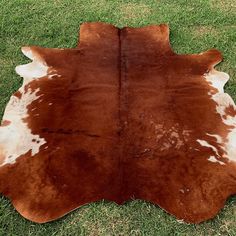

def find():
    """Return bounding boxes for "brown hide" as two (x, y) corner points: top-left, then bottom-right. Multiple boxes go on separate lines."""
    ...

(0, 22), (236, 223)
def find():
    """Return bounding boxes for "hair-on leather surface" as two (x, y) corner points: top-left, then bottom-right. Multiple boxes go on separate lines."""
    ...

(0, 22), (235, 223)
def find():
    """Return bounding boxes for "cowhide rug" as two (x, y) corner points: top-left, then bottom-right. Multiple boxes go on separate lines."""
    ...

(0, 22), (235, 223)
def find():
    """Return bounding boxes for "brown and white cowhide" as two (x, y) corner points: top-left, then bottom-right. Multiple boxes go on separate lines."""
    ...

(0, 22), (236, 223)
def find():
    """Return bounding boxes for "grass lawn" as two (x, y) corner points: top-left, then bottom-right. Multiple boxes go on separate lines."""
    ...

(0, 0), (236, 235)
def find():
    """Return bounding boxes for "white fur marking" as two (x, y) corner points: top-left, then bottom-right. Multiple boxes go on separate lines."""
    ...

(197, 139), (220, 156)
(204, 69), (236, 162)
(208, 156), (225, 165)
(0, 47), (48, 166)
(206, 133), (222, 143)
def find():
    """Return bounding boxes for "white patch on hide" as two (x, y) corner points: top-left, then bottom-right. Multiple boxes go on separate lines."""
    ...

(196, 139), (220, 156)
(15, 47), (49, 86)
(0, 47), (48, 166)
(204, 70), (229, 93)
(204, 69), (236, 162)
(48, 74), (61, 79)
(206, 133), (222, 143)
(208, 156), (225, 165)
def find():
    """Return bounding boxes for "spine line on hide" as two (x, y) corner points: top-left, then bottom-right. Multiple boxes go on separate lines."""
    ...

(118, 28), (129, 202)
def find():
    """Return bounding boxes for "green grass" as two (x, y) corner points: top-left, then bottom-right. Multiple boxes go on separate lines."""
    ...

(0, 0), (236, 235)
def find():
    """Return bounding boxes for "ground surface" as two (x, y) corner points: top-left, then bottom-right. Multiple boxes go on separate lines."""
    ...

(0, 0), (236, 235)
